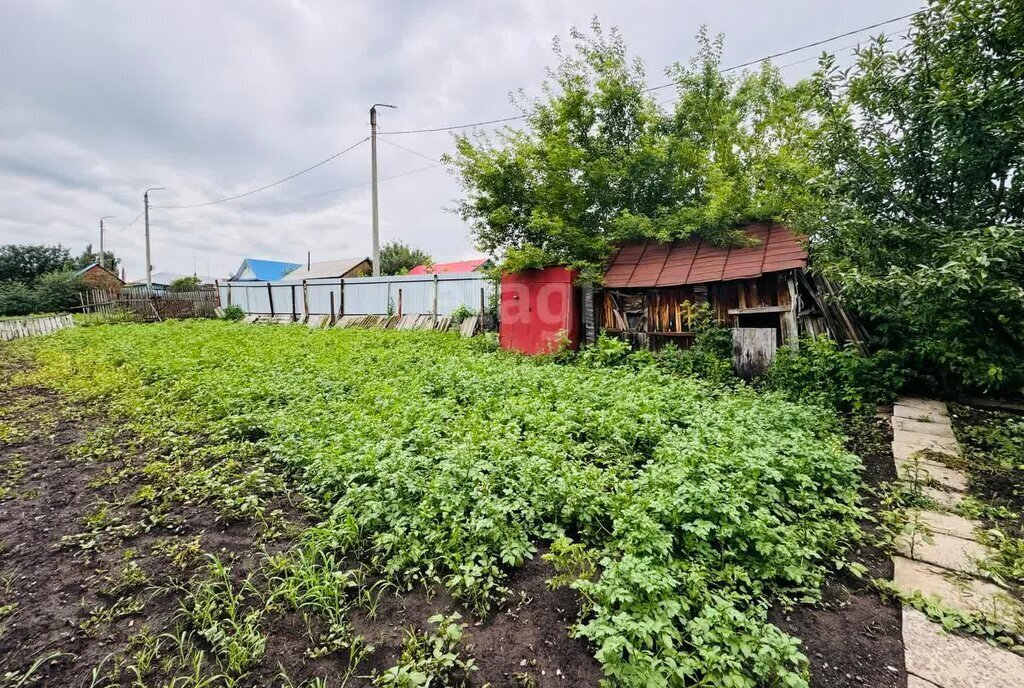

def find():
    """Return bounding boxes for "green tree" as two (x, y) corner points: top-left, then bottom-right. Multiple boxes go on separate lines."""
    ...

(168, 276), (201, 292)
(448, 21), (820, 281)
(808, 0), (1024, 392)
(75, 244), (120, 271)
(379, 240), (432, 275)
(0, 282), (38, 317)
(0, 244), (72, 284)
(33, 270), (84, 313)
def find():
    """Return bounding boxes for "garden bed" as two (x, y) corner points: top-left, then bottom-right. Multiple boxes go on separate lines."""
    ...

(0, 322), (890, 686)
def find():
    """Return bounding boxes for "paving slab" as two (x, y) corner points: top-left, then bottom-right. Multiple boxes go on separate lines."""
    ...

(917, 484), (965, 508)
(897, 397), (951, 415)
(893, 417), (959, 440)
(893, 557), (1022, 625)
(893, 430), (962, 455)
(896, 530), (988, 574)
(916, 510), (980, 539)
(894, 403), (950, 422)
(903, 607), (1024, 688)
(896, 458), (969, 492)
(893, 441), (959, 462)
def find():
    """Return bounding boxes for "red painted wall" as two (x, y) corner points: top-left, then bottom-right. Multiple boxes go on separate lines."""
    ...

(500, 267), (580, 355)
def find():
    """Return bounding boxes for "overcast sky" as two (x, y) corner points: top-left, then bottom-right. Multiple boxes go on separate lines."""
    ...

(0, 0), (921, 280)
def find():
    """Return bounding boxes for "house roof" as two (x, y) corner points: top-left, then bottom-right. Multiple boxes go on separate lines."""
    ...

(231, 258), (302, 281)
(603, 224), (808, 288)
(407, 258), (489, 275)
(74, 263), (124, 282)
(283, 258), (370, 281)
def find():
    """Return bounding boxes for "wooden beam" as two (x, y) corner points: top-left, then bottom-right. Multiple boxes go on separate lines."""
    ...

(727, 305), (791, 315)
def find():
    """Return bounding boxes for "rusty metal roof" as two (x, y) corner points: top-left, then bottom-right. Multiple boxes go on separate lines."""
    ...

(603, 224), (807, 288)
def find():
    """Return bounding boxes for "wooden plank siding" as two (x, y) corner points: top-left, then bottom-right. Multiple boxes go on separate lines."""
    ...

(598, 272), (793, 349)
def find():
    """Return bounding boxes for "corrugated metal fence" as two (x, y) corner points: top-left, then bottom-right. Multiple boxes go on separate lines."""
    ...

(0, 313), (74, 341)
(217, 273), (494, 318)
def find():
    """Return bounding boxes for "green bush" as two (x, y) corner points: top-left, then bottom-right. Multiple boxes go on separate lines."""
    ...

(449, 304), (475, 327)
(34, 270), (83, 313)
(0, 282), (38, 316)
(763, 336), (904, 413)
(221, 305), (245, 322)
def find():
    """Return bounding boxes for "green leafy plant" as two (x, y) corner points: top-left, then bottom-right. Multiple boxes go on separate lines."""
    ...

(221, 305), (245, 321)
(374, 613), (476, 687)
(763, 335), (904, 413)
(12, 321), (866, 687)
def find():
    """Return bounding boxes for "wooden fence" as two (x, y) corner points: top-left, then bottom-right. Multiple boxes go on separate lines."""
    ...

(78, 287), (218, 323)
(0, 314), (74, 342)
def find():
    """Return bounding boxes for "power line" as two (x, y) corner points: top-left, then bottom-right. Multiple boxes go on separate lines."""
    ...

(114, 212), (143, 233)
(161, 163), (443, 228)
(645, 10), (923, 92)
(379, 114), (526, 136)
(152, 137), (369, 210)
(377, 136), (444, 164)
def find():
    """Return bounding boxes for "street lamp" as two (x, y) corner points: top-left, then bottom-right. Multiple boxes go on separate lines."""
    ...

(99, 216), (114, 269)
(143, 187), (165, 291)
(370, 103), (396, 277)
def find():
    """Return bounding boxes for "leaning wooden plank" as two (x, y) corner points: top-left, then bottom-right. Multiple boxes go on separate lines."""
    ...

(460, 315), (479, 337)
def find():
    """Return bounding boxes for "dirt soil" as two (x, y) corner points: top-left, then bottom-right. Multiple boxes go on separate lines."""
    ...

(0, 367), (907, 688)
(771, 414), (906, 688)
(0, 374), (601, 687)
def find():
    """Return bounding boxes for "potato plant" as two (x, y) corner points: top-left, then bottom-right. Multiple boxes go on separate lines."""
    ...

(11, 322), (864, 687)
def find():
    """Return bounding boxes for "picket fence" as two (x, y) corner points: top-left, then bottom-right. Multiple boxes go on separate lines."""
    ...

(217, 273), (493, 319)
(0, 314), (74, 342)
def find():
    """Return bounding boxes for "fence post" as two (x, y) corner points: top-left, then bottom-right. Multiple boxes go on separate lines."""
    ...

(291, 285), (297, 321)
(480, 287), (486, 333)
(338, 279), (345, 319)
(302, 280), (310, 322)
(329, 291), (336, 325)
(227, 283), (233, 307)
(397, 288), (403, 318)
(267, 283), (275, 317)
(432, 274), (439, 323)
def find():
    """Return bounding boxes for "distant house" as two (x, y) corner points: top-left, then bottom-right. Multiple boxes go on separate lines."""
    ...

(230, 258), (302, 281)
(407, 258), (490, 275)
(126, 272), (217, 295)
(283, 257), (372, 281)
(74, 263), (124, 291)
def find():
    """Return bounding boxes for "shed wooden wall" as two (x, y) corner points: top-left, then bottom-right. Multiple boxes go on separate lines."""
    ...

(597, 272), (793, 349)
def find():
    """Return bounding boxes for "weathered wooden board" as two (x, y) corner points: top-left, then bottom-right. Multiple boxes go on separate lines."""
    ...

(732, 328), (777, 379)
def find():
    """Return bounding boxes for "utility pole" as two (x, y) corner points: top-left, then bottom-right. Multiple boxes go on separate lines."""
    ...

(143, 187), (164, 290)
(370, 103), (396, 277)
(99, 216), (113, 269)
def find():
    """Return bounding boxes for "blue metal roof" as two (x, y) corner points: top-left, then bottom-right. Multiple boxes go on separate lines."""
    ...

(235, 258), (302, 281)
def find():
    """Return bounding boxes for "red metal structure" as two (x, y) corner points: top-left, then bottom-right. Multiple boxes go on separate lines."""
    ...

(500, 267), (580, 355)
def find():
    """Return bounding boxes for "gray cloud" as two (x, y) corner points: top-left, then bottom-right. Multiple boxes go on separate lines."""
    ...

(0, 0), (921, 279)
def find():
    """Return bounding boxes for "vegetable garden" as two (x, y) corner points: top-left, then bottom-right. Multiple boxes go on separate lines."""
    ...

(0, 321), (868, 687)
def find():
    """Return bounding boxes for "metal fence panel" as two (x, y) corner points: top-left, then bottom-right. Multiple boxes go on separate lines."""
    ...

(220, 273), (491, 317)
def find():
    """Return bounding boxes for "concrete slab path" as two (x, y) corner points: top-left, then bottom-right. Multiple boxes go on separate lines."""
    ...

(889, 397), (1024, 688)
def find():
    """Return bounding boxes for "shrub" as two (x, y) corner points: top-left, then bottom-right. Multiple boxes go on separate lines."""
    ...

(169, 276), (201, 293)
(763, 336), (904, 413)
(34, 270), (84, 313)
(221, 305), (245, 321)
(0, 282), (38, 316)
(449, 305), (475, 327)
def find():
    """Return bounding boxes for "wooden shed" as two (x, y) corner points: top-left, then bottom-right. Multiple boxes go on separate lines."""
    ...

(591, 224), (856, 361)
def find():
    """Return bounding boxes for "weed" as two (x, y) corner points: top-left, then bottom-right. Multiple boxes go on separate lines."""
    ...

(374, 613), (476, 687)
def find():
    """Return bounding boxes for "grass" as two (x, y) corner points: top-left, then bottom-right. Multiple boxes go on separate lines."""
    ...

(5, 321), (866, 687)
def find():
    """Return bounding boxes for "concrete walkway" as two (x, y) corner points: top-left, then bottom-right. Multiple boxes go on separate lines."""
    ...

(889, 397), (1024, 688)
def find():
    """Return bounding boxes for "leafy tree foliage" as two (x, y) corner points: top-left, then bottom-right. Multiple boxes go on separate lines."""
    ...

(169, 276), (202, 292)
(379, 241), (432, 275)
(0, 270), (83, 316)
(75, 244), (121, 271)
(449, 22), (820, 281)
(0, 244), (72, 284)
(808, 0), (1024, 392)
